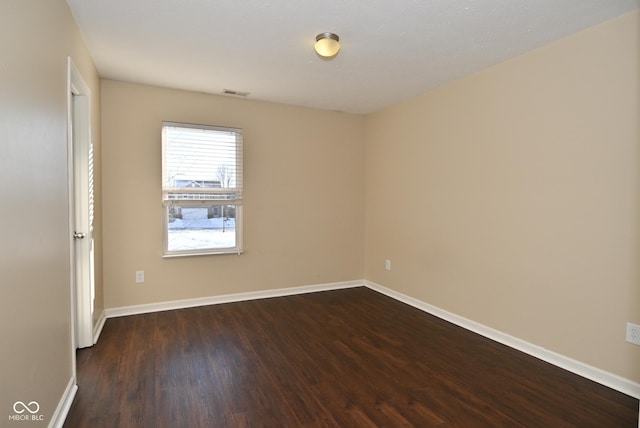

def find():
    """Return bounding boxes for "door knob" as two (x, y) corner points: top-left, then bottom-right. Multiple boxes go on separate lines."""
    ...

(74, 232), (86, 239)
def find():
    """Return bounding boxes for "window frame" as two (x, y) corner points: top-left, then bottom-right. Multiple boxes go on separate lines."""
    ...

(161, 121), (243, 257)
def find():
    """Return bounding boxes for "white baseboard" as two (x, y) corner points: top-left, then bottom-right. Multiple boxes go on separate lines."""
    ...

(93, 310), (106, 344)
(364, 280), (640, 400)
(102, 278), (639, 400)
(48, 376), (77, 428)
(104, 280), (364, 318)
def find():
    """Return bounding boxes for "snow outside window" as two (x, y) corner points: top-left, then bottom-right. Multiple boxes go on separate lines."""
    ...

(162, 121), (243, 256)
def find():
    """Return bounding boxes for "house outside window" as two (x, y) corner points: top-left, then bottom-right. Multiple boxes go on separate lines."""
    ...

(162, 121), (243, 256)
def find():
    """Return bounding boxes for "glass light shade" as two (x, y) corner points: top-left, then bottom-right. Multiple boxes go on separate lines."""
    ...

(314, 33), (340, 57)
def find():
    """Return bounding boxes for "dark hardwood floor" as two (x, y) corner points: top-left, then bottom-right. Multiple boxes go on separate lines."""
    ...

(64, 287), (638, 427)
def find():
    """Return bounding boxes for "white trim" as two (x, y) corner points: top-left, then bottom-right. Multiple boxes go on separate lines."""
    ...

(65, 57), (78, 393)
(364, 280), (640, 399)
(93, 310), (106, 344)
(101, 279), (640, 400)
(48, 376), (77, 428)
(104, 280), (363, 318)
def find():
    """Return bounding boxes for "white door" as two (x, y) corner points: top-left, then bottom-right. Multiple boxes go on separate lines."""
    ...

(68, 58), (95, 349)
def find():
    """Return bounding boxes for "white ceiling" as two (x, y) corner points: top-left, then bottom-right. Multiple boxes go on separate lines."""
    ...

(66, 0), (639, 114)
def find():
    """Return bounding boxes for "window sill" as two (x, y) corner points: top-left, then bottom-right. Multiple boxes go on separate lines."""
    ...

(163, 249), (243, 258)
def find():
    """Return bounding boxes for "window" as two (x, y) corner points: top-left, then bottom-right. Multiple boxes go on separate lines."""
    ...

(162, 122), (243, 256)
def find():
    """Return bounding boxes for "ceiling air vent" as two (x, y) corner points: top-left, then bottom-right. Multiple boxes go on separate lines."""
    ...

(222, 89), (250, 97)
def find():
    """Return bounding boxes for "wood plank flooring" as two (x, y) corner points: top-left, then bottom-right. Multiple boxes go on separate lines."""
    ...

(64, 287), (638, 427)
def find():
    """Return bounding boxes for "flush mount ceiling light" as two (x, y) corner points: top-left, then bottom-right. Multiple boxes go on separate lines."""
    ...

(314, 32), (340, 58)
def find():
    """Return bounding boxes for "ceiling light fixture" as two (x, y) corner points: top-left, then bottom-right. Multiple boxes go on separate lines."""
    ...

(314, 32), (340, 58)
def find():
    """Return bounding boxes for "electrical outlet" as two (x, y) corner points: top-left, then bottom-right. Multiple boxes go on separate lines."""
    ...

(626, 322), (640, 345)
(385, 259), (391, 271)
(135, 271), (144, 284)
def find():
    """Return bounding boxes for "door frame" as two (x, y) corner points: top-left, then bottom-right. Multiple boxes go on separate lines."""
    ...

(67, 57), (94, 351)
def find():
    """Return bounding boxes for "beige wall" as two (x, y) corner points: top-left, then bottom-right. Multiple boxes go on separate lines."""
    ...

(365, 10), (640, 382)
(0, 0), (101, 426)
(101, 80), (365, 308)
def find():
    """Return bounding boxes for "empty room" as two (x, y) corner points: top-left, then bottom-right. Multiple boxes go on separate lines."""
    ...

(1, 0), (639, 427)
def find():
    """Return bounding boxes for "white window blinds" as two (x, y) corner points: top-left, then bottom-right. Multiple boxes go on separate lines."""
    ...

(162, 122), (243, 204)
